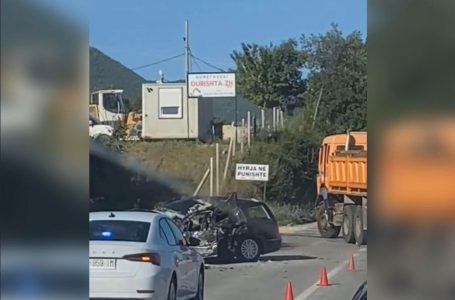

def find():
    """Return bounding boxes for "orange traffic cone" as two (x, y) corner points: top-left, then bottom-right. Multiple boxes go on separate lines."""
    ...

(283, 282), (294, 300)
(317, 267), (329, 286)
(347, 255), (356, 272)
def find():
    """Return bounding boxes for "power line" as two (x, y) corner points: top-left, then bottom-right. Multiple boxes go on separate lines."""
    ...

(188, 47), (201, 72)
(190, 54), (226, 72)
(189, 48), (193, 73)
(193, 59), (203, 72)
(132, 53), (185, 71)
(192, 54), (225, 72)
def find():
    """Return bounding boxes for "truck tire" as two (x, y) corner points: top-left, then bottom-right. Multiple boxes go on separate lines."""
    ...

(342, 205), (356, 243)
(95, 134), (111, 144)
(354, 205), (367, 245)
(316, 206), (341, 238)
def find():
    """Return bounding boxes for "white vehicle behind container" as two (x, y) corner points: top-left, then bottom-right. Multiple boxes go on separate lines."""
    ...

(89, 116), (113, 142)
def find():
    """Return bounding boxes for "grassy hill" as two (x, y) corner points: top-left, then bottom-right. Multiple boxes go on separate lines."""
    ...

(90, 47), (145, 102)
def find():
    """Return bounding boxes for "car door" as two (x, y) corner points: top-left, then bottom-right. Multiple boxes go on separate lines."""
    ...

(159, 218), (188, 299)
(240, 201), (279, 241)
(213, 193), (247, 227)
(165, 218), (199, 296)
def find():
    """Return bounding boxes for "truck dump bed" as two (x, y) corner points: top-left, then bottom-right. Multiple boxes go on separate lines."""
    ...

(326, 150), (367, 196)
(317, 132), (367, 197)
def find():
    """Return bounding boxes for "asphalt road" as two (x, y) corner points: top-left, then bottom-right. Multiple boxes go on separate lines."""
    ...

(204, 222), (367, 300)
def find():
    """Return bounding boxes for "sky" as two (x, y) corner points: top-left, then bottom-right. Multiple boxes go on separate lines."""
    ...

(89, 0), (366, 81)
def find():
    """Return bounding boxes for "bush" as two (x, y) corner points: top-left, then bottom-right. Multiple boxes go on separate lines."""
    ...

(267, 202), (315, 226)
(231, 126), (321, 206)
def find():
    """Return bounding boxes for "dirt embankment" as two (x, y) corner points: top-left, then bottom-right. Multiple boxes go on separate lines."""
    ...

(114, 141), (314, 225)
(120, 140), (255, 197)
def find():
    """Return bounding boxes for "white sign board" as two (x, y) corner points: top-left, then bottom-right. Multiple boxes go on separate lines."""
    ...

(235, 163), (269, 182)
(188, 73), (236, 98)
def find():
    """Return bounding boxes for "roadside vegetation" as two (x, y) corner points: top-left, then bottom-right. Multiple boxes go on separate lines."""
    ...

(225, 25), (366, 224)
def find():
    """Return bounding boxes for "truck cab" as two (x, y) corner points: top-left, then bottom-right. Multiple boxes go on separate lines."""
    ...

(89, 89), (126, 126)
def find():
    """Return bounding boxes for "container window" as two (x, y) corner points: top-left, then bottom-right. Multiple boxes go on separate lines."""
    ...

(161, 107), (179, 115)
(159, 88), (183, 119)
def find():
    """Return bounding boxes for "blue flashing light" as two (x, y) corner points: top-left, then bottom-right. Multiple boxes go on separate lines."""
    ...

(101, 231), (112, 238)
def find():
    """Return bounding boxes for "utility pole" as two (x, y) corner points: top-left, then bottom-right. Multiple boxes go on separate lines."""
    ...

(312, 86), (323, 130)
(247, 111), (251, 147)
(184, 20), (190, 80)
(184, 21), (190, 139)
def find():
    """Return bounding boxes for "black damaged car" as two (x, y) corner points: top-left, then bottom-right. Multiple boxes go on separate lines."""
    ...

(157, 193), (282, 262)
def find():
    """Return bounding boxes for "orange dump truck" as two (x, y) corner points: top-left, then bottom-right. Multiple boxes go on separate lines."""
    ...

(315, 131), (367, 245)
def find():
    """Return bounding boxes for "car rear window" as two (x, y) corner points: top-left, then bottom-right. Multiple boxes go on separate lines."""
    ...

(90, 220), (150, 242)
(246, 204), (271, 219)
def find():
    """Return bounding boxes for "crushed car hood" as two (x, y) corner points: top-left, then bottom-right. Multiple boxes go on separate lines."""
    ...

(157, 193), (247, 226)
(156, 193), (248, 258)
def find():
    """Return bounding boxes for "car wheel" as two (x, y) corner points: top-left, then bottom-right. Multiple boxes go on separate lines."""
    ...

(237, 237), (260, 262)
(342, 205), (356, 243)
(167, 277), (177, 300)
(192, 268), (204, 300)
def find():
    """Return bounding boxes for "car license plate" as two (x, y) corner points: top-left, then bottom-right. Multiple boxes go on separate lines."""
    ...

(89, 258), (116, 270)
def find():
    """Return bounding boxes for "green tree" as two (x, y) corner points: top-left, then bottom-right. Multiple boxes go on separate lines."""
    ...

(231, 40), (306, 112)
(301, 25), (367, 135)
